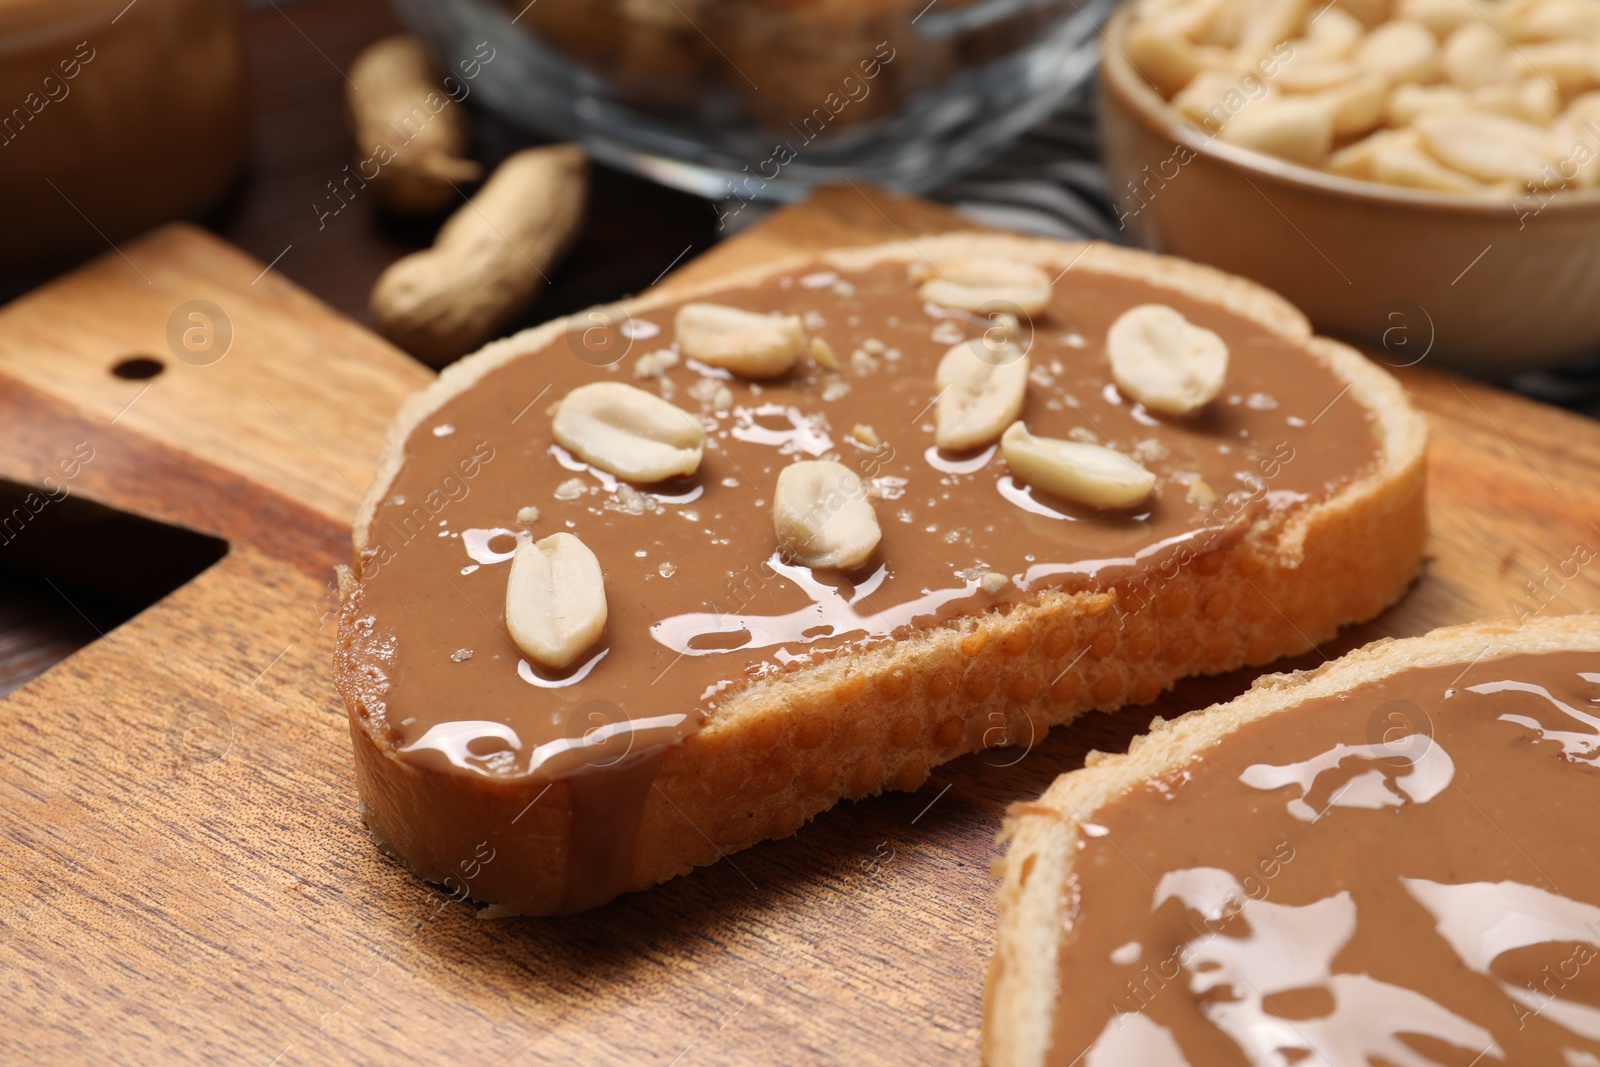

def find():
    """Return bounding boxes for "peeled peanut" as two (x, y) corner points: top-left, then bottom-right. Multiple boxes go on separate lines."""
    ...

(1558, 92), (1600, 185)
(1372, 128), (1487, 190)
(1236, 0), (1310, 61)
(674, 303), (802, 377)
(773, 461), (881, 569)
(1321, 71), (1391, 136)
(1219, 96), (1336, 164)
(1356, 20), (1440, 82)
(1192, 42), (1242, 71)
(918, 259), (1053, 317)
(1128, 21), (1203, 95)
(551, 381), (705, 483)
(1173, 71), (1252, 129)
(1397, 0), (1483, 37)
(1000, 423), (1157, 509)
(1564, 90), (1600, 128)
(1511, 40), (1600, 94)
(1273, 55), (1362, 92)
(1517, 0), (1600, 40)
(1443, 23), (1511, 87)
(370, 145), (587, 365)
(1416, 111), (1557, 181)
(1389, 83), (1472, 124)
(1327, 128), (1411, 178)
(1305, 6), (1367, 55)
(505, 533), (607, 670)
(1336, 0), (1395, 27)
(934, 341), (1029, 451)
(1198, 0), (1252, 46)
(1106, 304), (1229, 416)
(1521, 76), (1564, 122)
(1473, 77), (1562, 122)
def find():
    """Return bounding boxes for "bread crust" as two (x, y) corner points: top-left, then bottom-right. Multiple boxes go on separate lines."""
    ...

(335, 233), (1429, 916)
(983, 613), (1600, 1067)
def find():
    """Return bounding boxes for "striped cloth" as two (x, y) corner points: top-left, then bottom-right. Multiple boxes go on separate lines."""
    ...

(935, 82), (1124, 245)
(1507, 352), (1600, 417)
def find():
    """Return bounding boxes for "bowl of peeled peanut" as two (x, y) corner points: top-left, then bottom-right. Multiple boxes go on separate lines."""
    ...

(396, 0), (1116, 203)
(1099, 0), (1600, 373)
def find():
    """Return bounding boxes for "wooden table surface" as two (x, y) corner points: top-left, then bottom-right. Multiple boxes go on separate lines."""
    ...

(1, 2), (1599, 1063)
(0, 182), (1598, 1066)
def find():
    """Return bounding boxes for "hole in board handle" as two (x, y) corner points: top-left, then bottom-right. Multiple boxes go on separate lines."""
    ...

(111, 356), (165, 381)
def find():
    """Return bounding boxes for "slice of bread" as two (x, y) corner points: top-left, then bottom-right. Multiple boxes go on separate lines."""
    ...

(336, 232), (1428, 915)
(984, 613), (1600, 1067)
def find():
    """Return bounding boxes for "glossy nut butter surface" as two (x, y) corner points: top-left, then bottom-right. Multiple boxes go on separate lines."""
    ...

(343, 258), (1381, 910)
(1050, 649), (1600, 1066)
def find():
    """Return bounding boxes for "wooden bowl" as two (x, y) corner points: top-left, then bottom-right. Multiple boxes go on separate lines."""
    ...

(0, 0), (246, 272)
(1097, 4), (1600, 374)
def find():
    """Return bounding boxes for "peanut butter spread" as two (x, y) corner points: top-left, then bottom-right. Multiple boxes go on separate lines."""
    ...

(343, 258), (1380, 910)
(1049, 650), (1600, 1066)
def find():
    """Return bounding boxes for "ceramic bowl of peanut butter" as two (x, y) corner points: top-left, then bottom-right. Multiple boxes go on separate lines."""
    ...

(1098, 0), (1600, 374)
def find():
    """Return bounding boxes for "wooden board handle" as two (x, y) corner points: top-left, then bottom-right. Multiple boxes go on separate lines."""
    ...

(0, 224), (431, 565)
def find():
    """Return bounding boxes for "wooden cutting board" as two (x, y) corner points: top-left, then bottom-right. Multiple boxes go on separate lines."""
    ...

(3, 187), (1599, 1066)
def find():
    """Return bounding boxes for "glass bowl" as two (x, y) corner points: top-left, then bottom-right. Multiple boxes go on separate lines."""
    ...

(393, 0), (1113, 201)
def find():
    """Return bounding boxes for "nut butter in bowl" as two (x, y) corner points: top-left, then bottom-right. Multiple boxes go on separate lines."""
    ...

(1099, 0), (1600, 373)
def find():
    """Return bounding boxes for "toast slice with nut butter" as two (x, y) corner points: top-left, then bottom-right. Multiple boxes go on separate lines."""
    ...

(335, 233), (1427, 915)
(986, 615), (1600, 1067)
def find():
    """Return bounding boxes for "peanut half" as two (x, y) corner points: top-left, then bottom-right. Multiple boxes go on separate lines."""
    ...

(1106, 303), (1229, 416)
(1000, 422), (1157, 509)
(1218, 96), (1336, 165)
(934, 341), (1029, 451)
(505, 532), (607, 670)
(1354, 19), (1439, 81)
(1369, 130), (1485, 191)
(773, 460), (881, 569)
(674, 303), (803, 377)
(917, 258), (1054, 317)
(551, 381), (705, 483)
(1414, 111), (1557, 182)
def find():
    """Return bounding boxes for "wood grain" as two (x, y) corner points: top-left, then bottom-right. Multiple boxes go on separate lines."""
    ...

(0, 226), (431, 525)
(2, 195), (1599, 1066)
